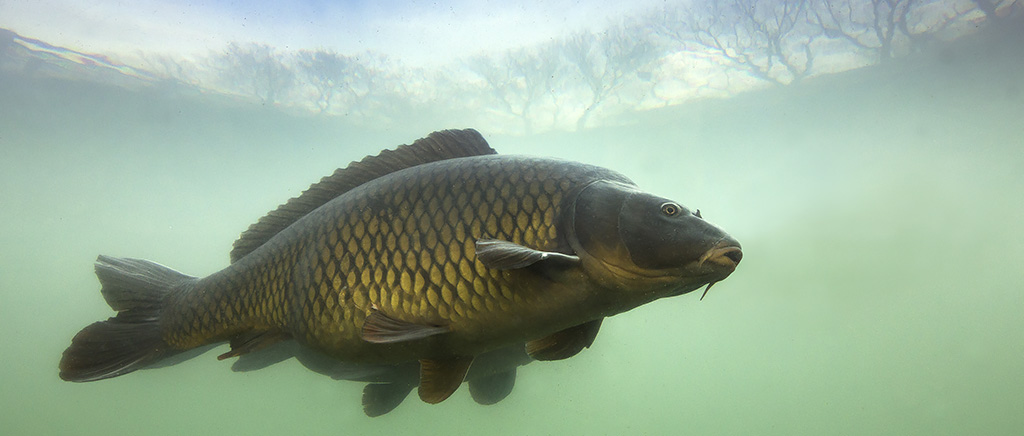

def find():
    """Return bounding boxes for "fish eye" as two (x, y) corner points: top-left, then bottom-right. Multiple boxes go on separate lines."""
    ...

(660, 202), (681, 217)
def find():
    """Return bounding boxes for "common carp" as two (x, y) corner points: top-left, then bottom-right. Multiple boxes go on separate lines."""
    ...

(59, 129), (742, 404)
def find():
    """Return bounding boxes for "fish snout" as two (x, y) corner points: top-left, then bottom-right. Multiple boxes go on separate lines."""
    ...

(701, 239), (742, 273)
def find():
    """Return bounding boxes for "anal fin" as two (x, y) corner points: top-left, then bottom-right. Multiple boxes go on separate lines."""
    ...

(526, 318), (603, 361)
(217, 331), (291, 360)
(418, 356), (473, 404)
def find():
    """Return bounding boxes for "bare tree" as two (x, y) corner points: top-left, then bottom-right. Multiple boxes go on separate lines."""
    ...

(354, 54), (418, 120)
(296, 49), (350, 113)
(466, 54), (525, 130)
(683, 0), (818, 85)
(811, 0), (919, 61)
(215, 43), (295, 105)
(295, 49), (408, 120)
(646, 5), (742, 101)
(808, 0), (985, 63)
(563, 20), (660, 130)
(467, 44), (562, 134)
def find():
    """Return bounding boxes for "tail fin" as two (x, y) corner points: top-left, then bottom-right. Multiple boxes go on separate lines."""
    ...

(59, 255), (196, 382)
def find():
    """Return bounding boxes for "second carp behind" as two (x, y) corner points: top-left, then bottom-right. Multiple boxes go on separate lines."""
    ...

(59, 129), (742, 415)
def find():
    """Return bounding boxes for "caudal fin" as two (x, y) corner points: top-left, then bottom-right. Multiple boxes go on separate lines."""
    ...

(59, 255), (195, 382)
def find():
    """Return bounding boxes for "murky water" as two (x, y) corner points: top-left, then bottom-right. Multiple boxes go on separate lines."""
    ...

(2, 11), (1022, 436)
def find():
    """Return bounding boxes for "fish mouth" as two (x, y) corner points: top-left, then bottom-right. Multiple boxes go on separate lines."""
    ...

(696, 240), (742, 300)
(697, 241), (743, 272)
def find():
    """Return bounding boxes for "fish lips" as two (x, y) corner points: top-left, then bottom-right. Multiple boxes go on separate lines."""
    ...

(658, 238), (742, 298)
(696, 238), (743, 276)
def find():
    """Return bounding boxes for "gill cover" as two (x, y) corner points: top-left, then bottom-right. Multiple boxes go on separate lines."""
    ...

(569, 181), (637, 274)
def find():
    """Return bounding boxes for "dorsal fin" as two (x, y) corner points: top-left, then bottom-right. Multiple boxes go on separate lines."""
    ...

(230, 129), (497, 263)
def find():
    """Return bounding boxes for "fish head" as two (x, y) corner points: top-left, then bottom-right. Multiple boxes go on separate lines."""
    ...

(569, 181), (742, 299)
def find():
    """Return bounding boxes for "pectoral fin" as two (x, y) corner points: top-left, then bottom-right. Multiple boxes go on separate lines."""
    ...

(475, 239), (579, 270)
(468, 368), (517, 405)
(418, 356), (473, 404)
(217, 330), (291, 360)
(526, 318), (603, 361)
(363, 383), (415, 417)
(361, 306), (448, 344)
(231, 339), (298, 372)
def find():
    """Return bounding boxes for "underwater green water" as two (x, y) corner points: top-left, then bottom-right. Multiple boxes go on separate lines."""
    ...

(2, 26), (1023, 436)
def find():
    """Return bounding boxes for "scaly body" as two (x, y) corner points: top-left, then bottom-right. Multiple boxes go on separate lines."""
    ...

(162, 155), (630, 362)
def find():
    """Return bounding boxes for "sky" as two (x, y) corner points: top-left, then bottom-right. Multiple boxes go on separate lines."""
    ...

(2, 0), (671, 67)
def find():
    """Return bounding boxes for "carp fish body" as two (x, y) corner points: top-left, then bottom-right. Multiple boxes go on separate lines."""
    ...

(59, 129), (742, 404)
